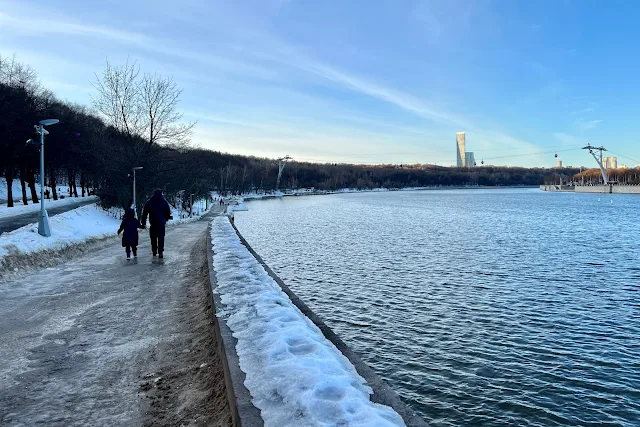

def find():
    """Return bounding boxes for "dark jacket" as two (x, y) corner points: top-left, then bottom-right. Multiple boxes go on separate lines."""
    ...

(118, 208), (144, 247)
(142, 191), (172, 228)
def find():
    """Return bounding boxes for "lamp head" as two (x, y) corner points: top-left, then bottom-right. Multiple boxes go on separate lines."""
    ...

(39, 119), (59, 126)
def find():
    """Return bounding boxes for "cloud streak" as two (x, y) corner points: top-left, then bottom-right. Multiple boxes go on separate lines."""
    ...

(578, 119), (603, 130)
(0, 11), (148, 45)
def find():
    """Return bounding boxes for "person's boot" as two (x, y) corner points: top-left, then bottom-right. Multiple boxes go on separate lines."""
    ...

(158, 251), (163, 259)
(126, 251), (131, 259)
(132, 247), (137, 257)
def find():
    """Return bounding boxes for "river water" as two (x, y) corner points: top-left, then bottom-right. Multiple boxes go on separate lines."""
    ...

(234, 188), (640, 426)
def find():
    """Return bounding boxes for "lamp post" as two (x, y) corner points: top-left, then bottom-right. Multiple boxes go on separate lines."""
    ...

(132, 167), (143, 215)
(26, 119), (59, 237)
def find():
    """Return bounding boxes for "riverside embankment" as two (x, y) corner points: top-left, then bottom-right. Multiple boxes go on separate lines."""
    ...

(208, 216), (427, 427)
(540, 184), (640, 193)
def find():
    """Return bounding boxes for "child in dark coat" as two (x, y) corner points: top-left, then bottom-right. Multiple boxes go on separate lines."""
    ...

(117, 208), (145, 259)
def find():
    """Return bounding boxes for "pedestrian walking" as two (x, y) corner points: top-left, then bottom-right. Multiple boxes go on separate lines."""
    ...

(117, 208), (144, 259)
(141, 189), (172, 258)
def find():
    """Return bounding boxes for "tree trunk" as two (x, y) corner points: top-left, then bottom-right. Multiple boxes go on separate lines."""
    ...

(68, 168), (73, 197)
(6, 168), (14, 208)
(28, 169), (39, 203)
(27, 169), (38, 203)
(73, 170), (78, 197)
(50, 168), (58, 200)
(20, 174), (28, 205)
(81, 172), (86, 197)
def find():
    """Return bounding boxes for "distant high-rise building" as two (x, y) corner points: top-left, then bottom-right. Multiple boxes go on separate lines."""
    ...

(456, 132), (466, 167)
(557, 160), (563, 168)
(603, 156), (618, 169)
(465, 152), (476, 167)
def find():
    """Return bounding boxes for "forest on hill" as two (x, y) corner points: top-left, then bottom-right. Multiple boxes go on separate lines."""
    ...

(1, 54), (613, 211)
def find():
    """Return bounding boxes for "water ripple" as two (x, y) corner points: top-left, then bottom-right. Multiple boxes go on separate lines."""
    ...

(236, 189), (640, 426)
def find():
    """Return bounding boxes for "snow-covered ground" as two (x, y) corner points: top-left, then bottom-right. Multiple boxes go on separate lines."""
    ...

(0, 205), (121, 260)
(0, 178), (80, 203)
(210, 217), (405, 427)
(0, 195), (97, 219)
(0, 199), (214, 262)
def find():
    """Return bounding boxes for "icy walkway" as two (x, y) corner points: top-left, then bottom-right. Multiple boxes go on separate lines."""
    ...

(210, 217), (406, 427)
(0, 217), (231, 426)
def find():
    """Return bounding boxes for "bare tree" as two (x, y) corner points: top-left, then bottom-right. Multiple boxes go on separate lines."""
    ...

(91, 60), (195, 145)
(0, 54), (39, 89)
(91, 59), (142, 138)
(140, 73), (195, 145)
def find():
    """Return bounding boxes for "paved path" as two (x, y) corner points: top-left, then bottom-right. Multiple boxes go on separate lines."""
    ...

(0, 216), (231, 427)
(0, 199), (96, 235)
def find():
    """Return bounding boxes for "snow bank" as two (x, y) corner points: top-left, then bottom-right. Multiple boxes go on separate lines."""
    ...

(168, 198), (212, 224)
(0, 196), (97, 219)
(0, 178), (32, 202)
(0, 178), (81, 203)
(210, 217), (405, 427)
(0, 204), (120, 259)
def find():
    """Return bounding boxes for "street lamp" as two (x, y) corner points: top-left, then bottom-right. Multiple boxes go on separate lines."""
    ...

(26, 118), (59, 237)
(131, 167), (143, 215)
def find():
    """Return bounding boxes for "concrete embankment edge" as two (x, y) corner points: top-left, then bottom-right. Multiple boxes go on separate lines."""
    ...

(206, 218), (429, 427)
(206, 223), (264, 427)
(540, 184), (640, 194)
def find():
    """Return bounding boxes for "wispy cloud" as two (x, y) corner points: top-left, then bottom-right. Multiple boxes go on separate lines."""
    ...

(553, 132), (582, 146)
(0, 11), (148, 45)
(0, 0), (552, 165)
(293, 60), (469, 127)
(576, 119), (603, 130)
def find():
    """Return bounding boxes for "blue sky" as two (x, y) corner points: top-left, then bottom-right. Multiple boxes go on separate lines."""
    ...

(1, 0), (640, 167)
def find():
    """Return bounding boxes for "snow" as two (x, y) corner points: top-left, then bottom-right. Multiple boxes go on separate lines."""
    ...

(0, 178), (81, 203)
(210, 217), (405, 427)
(0, 197), (215, 262)
(168, 198), (213, 224)
(0, 196), (97, 219)
(0, 204), (121, 259)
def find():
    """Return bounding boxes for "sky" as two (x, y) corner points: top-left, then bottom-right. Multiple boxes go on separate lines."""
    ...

(2, 0), (640, 167)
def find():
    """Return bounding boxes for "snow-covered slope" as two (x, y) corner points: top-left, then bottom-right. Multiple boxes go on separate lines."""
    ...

(0, 205), (120, 260)
(0, 196), (97, 219)
(0, 178), (78, 203)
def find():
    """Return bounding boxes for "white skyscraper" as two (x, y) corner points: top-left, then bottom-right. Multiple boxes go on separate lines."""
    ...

(465, 152), (476, 167)
(456, 132), (466, 167)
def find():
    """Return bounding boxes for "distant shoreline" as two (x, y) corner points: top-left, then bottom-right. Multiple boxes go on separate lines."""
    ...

(238, 185), (539, 202)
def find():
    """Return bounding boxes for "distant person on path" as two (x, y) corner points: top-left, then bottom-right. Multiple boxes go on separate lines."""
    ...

(117, 208), (144, 259)
(141, 189), (172, 258)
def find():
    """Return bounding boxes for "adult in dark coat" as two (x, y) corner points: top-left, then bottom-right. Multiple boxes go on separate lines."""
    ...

(141, 189), (172, 258)
(117, 208), (144, 258)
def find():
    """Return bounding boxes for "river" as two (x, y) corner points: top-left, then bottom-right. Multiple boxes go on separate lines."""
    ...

(234, 188), (640, 426)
